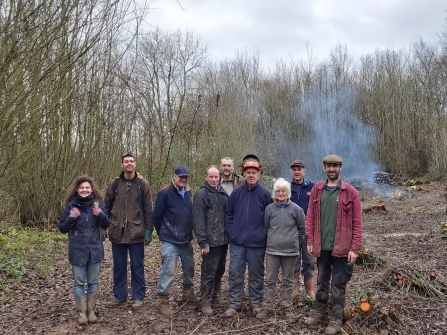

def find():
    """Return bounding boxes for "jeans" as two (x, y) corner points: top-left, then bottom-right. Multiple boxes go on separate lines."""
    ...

(315, 250), (353, 316)
(72, 260), (101, 297)
(228, 243), (265, 310)
(200, 244), (228, 300)
(157, 241), (195, 296)
(111, 242), (146, 301)
(294, 236), (315, 279)
(263, 254), (296, 310)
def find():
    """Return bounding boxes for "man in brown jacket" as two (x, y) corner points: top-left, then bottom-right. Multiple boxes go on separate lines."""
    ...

(104, 154), (153, 309)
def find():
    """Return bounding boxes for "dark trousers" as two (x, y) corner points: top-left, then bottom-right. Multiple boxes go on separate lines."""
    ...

(200, 244), (228, 300)
(294, 236), (315, 279)
(111, 242), (146, 301)
(315, 250), (353, 317)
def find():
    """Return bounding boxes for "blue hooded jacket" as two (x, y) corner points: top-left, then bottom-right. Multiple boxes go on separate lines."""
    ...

(225, 183), (273, 247)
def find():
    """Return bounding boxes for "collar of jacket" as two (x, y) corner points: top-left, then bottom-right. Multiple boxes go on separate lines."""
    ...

(273, 199), (291, 207)
(316, 179), (346, 190)
(119, 171), (144, 180)
(290, 178), (310, 187)
(171, 179), (191, 192)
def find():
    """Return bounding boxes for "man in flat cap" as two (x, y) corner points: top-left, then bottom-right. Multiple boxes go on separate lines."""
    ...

(224, 159), (272, 317)
(305, 155), (362, 335)
(289, 159), (315, 299)
(152, 165), (199, 315)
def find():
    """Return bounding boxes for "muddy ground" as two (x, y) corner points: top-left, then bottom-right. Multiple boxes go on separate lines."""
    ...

(1, 180), (447, 335)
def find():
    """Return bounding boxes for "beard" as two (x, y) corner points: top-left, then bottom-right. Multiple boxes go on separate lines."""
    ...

(326, 171), (340, 180)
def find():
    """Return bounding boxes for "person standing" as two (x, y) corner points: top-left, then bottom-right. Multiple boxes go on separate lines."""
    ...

(104, 154), (153, 309)
(256, 178), (305, 319)
(219, 157), (245, 196)
(305, 155), (362, 335)
(152, 165), (199, 316)
(289, 159), (315, 298)
(193, 165), (230, 316)
(59, 176), (110, 324)
(224, 160), (273, 317)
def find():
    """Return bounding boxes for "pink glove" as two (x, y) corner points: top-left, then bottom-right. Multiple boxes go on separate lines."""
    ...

(92, 207), (102, 216)
(69, 208), (81, 218)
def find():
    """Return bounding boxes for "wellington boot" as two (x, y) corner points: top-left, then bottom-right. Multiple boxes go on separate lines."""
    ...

(182, 287), (199, 304)
(293, 272), (300, 296)
(325, 318), (343, 334)
(87, 294), (98, 323)
(157, 295), (174, 316)
(304, 278), (315, 299)
(75, 296), (88, 325)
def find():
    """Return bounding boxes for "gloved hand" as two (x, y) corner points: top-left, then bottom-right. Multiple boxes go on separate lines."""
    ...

(101, 229), (108, 241)
(92, 207), (102, 216)
(145, 229), (153, 245)
(69, 208), (81, 218)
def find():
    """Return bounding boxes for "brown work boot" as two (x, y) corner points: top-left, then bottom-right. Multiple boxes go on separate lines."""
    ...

(325, 318), (343, 334)
(256, 308), (272, 319)
(293, 272), (300, 296)
(200, 298), (214, 316)
(86, 294), (98, 323)
(224, 307), (238, 317)
(104, 298), (127, 307)
(132, 299), (143, 309)
(75, 296), (88, 325)
(305, 308), (328, 326)
(251, 306), (262, 317)
(182, 287), (199, 304)
(304, 278), (315, 299)
(282, 307), (294, 318)
(157, 295), (174, 316)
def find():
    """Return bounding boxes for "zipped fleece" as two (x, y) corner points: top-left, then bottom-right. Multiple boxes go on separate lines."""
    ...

(152, 180), (193, 244)
(305, 180), (362, 257)
(225, 183), (273, 247)
(193, 182), (229, 248)
(264, 200), (305, 256)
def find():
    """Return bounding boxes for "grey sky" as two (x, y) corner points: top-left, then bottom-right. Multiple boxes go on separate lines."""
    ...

(145, 0), (447, 69)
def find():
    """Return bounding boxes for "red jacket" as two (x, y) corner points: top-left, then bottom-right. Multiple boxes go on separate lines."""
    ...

(305, 180), (362, 257)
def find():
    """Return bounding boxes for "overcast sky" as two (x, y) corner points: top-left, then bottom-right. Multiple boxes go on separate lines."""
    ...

(144, 0), (447, 70)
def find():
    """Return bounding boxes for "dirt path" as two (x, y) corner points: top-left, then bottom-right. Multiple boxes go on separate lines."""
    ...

(1, 181), (446, 334)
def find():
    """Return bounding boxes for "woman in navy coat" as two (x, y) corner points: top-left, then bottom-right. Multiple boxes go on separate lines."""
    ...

(59, 175), (110, 324)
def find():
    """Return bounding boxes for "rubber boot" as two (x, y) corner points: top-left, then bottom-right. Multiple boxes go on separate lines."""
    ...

(200, 297), (214, 316)
(75, 296), (88, 325)
(182, 287), (199, 304)
(87, 294), (98, 323)
(293, 272), (300, 296)
(157, 295), (174, 316)
(304, 277), (315, 299)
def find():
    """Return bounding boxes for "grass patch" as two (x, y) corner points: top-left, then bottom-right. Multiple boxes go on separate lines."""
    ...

(0, 224), (66, 285)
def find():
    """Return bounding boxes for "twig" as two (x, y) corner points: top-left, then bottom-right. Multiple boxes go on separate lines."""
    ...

(208, 320), (286, 335)
(188, 317), (208, 335)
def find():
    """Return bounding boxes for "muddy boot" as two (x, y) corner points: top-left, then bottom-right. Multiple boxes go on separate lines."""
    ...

(75, 296), (88, 325)
(325, 305), (343, 334)
(182, 287), (199, 304)
(200, 297), (214, 316)
(282, 307), (294, 317)
(256, 308), (272, 319)
(157, 295), (174, 316)
(87, 294), (98, 323)
(305, 304), (328, 326)
(293, 272), (300, 296)
(304, 277), (315, 299)
(325, 319), (343, 335)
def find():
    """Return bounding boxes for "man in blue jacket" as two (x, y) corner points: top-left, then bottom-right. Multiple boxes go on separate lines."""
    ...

(290, 159), (315, 299)
(224, 160), (273, 317)
(152, 165), (199, 316)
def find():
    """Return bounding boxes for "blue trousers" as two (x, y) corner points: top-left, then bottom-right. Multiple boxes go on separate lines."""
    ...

(227, 243), (265, 310)
(157, 241), (195, 296)
(111, 242), (146, 301)
(72, 259), (101, 297)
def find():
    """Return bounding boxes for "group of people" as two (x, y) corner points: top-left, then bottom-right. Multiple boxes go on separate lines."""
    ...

(59, 153), (362, 335)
